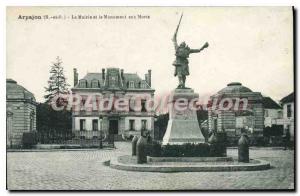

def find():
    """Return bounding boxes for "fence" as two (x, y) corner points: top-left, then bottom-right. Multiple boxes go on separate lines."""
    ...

(35, 130), (115, 148)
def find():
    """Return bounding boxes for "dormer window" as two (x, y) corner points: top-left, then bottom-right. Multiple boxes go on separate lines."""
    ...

(91, 80), (99, 88)
(129, 81), (135, 88)
(140, 81), (147, 89)
(79, 79), (87, 88)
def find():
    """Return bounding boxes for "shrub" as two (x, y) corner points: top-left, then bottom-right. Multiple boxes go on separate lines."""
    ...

(145, 140), (231, 157)
(147, 142), (214, 157)
(209, 143), (226, 157)
(162, 143), (211, 157)
(22, 132), (37, 149)
(146, 141), (162, 157)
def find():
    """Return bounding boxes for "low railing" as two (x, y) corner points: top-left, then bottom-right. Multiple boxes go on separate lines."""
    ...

(34, 129), (114, 148)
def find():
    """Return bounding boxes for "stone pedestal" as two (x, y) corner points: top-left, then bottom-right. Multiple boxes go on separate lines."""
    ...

(162, 88), (205, 145)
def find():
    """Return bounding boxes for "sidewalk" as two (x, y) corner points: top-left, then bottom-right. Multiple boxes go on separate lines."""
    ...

(227, 146), (287, 150)
(7, 147), (116, 153)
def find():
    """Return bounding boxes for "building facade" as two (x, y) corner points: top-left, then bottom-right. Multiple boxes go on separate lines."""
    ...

(71, 68), (155, 141)
(262, 96), (283, 128)
(208, 82), (264, 145)
(6, 79), (37, 148)
(280, 92), (294, 141)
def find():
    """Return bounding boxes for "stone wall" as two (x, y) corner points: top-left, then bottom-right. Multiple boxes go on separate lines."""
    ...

(7, 100), (36, 147)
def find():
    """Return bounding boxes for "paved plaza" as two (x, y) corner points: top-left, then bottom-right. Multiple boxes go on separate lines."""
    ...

(7, 142), (294, 190)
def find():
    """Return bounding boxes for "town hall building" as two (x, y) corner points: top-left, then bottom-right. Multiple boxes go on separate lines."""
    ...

(71, 67), (155, 142)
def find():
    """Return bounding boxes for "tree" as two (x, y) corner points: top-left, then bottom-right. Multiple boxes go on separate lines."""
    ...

(36, 56), (72, 144)
(44, 56), (70, 104)
(36, 102), (72, 143)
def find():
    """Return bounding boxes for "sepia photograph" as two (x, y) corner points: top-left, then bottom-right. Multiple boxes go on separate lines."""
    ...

(6, 6), (295, 190)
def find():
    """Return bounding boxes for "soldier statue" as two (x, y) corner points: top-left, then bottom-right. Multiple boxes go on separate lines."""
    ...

(172, 14), (209, 88)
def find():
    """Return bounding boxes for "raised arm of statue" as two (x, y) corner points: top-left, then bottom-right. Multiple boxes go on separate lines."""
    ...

(172, 33), (178, 50)
(190, 42), (209, 54)
(189, 48), (201, 53)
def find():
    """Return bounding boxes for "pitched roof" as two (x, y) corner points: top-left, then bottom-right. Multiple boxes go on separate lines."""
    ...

(73, 68), (152, 90)
(262, 97), (282, 109)
(280, 92), (294, 104)
(79, 73), (105, 87)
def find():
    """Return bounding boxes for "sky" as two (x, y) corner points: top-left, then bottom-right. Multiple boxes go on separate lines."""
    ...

(6, 7), (293, 103)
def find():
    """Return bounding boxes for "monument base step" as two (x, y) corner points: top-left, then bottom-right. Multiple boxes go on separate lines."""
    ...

(147, 156), (233, 162)
(108, 155), (271, 172)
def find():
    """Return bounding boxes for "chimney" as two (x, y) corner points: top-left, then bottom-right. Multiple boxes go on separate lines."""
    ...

(73, 68), (78, 86)
(102, 68), (105, 80)
(147, 69), (151, 87)
(120, 69), (124, 80)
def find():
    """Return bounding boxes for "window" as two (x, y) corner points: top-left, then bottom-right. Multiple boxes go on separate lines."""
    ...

(79, 80), (87, 88)
(287, 104), (292, 118)
(81, 99), (86, 106)
(129, 99), (135, 112)
(236, 116), (245, 128)
(141, 100), (147, 112)
(141, 120), (147, 130)
(6, 112), (13, 142)
(140, 81), (147, 89)
(129, 81), (135, 88)
(92, 119), (98, 131)
(30, 112), (34, 131)
(109, 76), (118, 88)
(236, 116), (254, 129)
(80, 119), (86, 131)
(278, 111), (283, 118)
(129, 120), (135, 130)
(91, 80), (99, 88)
(265, 110), (269, 117)
(213, 118), (218, 131)
(81, 99), (86, 111)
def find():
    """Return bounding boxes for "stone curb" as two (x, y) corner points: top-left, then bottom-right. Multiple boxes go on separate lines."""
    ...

(147, 156), (234, 162)
(109, 156), (271, 172)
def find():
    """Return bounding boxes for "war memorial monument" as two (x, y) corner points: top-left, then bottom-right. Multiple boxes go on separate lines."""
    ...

(162, 14), (208, 145)
(108, 15), (271, 172)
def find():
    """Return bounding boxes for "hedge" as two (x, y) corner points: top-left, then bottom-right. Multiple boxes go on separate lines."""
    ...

(146, 142), (225, 157)
(22, 132), (37, 149)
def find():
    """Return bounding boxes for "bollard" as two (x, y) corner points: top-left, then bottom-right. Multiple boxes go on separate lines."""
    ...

(136, 136), (148, 164)
(216, 132), (227, 157)
(131, 135), (139, 156)
(208, 133), (218, 156)
(208, 132), (218, 144)
(238, 133), (249, 163)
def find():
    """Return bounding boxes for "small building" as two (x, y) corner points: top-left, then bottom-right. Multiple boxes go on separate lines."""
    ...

(262, 96), (283, 128)
(71, 67), (155, 142)
(280, 92), (294, 141)
(6, 79), (37, 148)
(208, 82), (264, 145)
